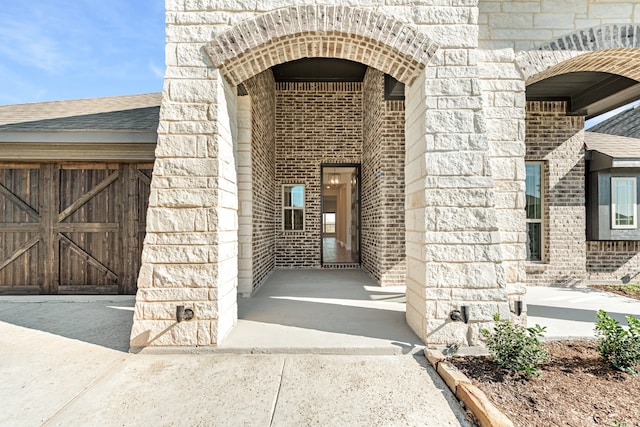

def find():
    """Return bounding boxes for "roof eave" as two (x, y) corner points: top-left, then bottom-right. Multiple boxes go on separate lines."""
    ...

(0, 130), (158, 144)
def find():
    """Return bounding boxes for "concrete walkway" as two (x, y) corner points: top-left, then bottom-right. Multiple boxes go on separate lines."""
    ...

(0, 281), (468, 426)
(526, 285), (640, 339)
(221, 269), (424, 354)
(4, 274), (638, 426)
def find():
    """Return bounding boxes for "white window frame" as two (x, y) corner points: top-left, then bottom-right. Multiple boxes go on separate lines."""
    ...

(282, 184), (305, 231)
(611, 177), (637, 229)
(525, 161), (544, 262)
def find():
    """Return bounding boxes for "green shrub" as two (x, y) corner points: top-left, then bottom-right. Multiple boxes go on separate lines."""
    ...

(481, 314), (549, 378)
(594, 310), (640, 375)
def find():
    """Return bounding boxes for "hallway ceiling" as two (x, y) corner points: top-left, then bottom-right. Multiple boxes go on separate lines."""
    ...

(526, 71), (640, 119)
(272, 58), (367, 82)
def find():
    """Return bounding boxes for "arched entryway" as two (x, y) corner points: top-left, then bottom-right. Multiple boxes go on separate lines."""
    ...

(516, 25), (640, 286)
(130, 4), (511, 349)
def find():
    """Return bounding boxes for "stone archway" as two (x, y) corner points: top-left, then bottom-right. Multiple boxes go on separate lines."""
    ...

(204, 5), (438, 86)
(517, 24), (640, 84)
(130, 3), (512, 349)
(130, 6), (441, 348)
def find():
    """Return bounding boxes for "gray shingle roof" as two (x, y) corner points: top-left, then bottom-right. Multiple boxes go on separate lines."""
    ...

(587, 105), (640, 139)
(0, 93), (162, 130)
(0, 106), (160, 131)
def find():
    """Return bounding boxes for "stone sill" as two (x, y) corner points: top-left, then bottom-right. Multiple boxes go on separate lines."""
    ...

(525, 262), (549, 274)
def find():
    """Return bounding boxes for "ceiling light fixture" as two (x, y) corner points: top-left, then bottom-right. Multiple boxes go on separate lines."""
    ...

(328, 169), (340, 185)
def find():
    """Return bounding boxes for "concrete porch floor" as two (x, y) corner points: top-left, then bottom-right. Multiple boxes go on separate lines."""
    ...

(220, 269), (424, 354)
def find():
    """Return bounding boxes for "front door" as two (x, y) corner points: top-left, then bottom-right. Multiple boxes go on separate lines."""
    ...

(321, 164), (360, 265)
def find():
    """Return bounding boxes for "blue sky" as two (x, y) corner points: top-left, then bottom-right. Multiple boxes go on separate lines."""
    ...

(0, 1), (635, 127)
(0, 1), (165, 105)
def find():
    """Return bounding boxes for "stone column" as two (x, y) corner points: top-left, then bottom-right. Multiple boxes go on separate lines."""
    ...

(405, 54), (511, 346)
(130, 69), (238, 348)
(479, 49), (528, 323)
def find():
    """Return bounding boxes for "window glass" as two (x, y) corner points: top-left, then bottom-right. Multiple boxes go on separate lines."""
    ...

(284, 185), (304, 208)
(323, 213), (336, 233)
(525, 162), (543, 262)
(612, 177), (637, 228)
(283, 185), (304, 231)
(526, 222), (542, 262)
(525, 163), (541, 220)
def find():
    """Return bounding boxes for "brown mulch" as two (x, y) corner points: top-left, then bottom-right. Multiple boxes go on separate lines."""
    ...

(451, 340), (640, 427)
(591, 284), (640, 301)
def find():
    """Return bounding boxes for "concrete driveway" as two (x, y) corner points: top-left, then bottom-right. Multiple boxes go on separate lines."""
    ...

(4, 276), (640, 425)
(0, 295), (470, 427)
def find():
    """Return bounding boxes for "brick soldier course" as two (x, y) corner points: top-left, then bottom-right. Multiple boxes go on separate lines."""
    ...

(130, 1), (640, 348)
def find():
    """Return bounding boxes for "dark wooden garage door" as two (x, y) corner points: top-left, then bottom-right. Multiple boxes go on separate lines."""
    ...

(0, 162), (152, 295)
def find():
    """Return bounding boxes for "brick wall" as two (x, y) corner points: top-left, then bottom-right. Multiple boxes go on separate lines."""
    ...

(362, 68), (406, 286)
(244, 71), (276, 292)
(587, 241), (640, 284)
(525, 101), (586, 285)
(275, 82), (362, 267)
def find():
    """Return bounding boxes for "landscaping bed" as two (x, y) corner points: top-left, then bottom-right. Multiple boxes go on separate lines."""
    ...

(591, 284), (640, 301)
(451, 340), (640, 426)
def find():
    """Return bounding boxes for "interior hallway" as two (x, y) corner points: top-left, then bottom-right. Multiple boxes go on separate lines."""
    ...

(322, 237), (358, 263)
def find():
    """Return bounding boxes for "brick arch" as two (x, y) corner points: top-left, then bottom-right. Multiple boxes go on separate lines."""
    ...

(517, 24), (640, 85)
(204, 5), (438, 86)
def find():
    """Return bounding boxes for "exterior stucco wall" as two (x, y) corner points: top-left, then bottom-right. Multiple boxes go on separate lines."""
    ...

(274, 82), (362, 267)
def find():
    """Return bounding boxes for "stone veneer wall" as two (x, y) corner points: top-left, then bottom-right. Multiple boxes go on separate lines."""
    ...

(362, 68), (406, 286)
(479, 49), (528, 320)
(244, 71), (276, 293)
(137, 0), (640, 348)
(274, 82), (362, 267)
(525, 101), (586, 286)
(479, 0), (640, 51)
(587, 241), (640, 284)
(131, 71), (239, 347)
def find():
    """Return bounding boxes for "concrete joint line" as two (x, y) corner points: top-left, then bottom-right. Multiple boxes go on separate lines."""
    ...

(40, 357), (128, 427)
(269, 358), (286, 426)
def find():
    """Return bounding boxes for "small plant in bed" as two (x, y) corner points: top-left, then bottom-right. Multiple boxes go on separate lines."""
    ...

(595, 310), (640, 375)
(481, 314), (550, 378)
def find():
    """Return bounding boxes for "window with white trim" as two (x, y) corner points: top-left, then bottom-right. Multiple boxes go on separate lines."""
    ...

(282, 185), (305, 231)
(525, 162), (543, 261)
(611, 177), (637, 229)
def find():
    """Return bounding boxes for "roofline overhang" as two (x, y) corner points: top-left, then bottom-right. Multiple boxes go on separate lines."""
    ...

(0, 130), (157, 144)
(587, 149), (640, 171)
(611, 159), (640, 168)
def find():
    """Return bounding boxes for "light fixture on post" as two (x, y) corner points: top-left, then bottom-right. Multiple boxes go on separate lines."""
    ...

(328, 168), (340, 185)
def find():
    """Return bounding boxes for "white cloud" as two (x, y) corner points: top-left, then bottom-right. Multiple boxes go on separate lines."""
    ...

(0, 19), (67, 74)
(149, 61), (165, 79)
